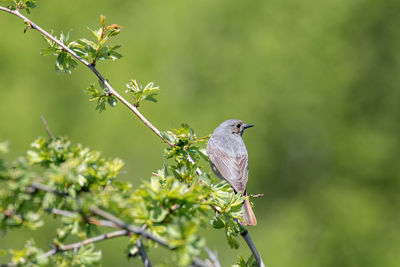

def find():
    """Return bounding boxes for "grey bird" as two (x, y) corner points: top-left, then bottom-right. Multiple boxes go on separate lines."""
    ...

(207, 119), (257, 226)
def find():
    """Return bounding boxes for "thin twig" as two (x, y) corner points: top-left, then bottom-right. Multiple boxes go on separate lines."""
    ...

(45, 208), (119, 228)
(190, 258), (211, 267)
(189, 247), (221, 267)
(40, 115), (55, 140)
(45, 208), (75, 217)
(29, 182), (68, 196)
(136, 239), (152, 267)
(89, 206), (170, 249)
(0, 230), (128, 267)
(205, 247), (221, 267)
(240, 227), (265, 267)
(57, 229), (129, 254)
(29, 183), (170, 249)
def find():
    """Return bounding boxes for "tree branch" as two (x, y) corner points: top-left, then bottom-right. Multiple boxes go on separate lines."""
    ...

(89, 207), (171, 249)
(29, 183), (171, 249)
(240, 227), (265, 267)
(29, 182), (68, 196)
(0, 230), (128, 267)
(136, 239), (152, 267)
(45, 208), (119, 228)
(55, 229), (129, 254)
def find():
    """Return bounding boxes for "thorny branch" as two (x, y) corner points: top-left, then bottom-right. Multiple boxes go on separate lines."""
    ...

(0, 5), (265, 266)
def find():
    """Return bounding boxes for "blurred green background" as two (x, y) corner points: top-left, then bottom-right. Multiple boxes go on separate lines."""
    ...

(1, 0), (400, 266)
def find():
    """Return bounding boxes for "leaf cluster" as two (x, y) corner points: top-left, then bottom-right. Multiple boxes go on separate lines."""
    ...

(1, 0), (36, 13)
(125, 80), (160, 107)
(161, 123), (209, 184)
(0, 94), (264, 264)
(40, 15), (121, 74)
(233, 255), (258, 267)
(70, 15), (122, 65)
(85, 80), (117, 113)
(0, 128), (254, 266)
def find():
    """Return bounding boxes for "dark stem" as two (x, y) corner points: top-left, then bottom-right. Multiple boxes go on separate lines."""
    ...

(136, 239), (152, 267)
(240, 227), (265, 267)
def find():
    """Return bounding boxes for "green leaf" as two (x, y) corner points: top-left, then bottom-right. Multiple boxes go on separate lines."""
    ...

(125, 79), (159, 107)
(55, 52), (77, 75)
(89, 27), (102, 42)
(107, 95), (117, 107)
(40, 47), (58, 56)
(211, 216), (225, 229)
(3, 0), (37, 13)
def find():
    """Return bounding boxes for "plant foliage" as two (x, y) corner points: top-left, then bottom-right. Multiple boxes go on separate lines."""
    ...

(0, 2), (259, 267)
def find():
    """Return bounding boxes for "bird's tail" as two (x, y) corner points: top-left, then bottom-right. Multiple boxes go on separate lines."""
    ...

(242, 193), (257, 226)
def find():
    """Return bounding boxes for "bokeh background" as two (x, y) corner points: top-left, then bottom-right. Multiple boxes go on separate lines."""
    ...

(1, 0), (400, 266)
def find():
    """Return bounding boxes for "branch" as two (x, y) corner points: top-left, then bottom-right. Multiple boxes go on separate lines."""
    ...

(89, 207), (170, 249)
(29, 183), (171, 249)
(240, 227), (265, 267)
(189, 247), (221, 267)
(190, 258), (211, 267)
(54, 229), (129, 254)
(0, 6), (171, 146)
(204, 247), (221, 267)
(0, 230), (128, 267)
(136, 239), (152, 267)
(29, 182), (68, 196)
(40, 115), (55, 140)
(45, 208), (119, 228)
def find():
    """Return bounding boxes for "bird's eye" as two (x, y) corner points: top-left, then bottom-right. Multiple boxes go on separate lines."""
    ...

(236, 124), (241, 128)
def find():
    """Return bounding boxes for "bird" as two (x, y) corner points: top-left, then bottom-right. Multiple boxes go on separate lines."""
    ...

(206, 119), (257, 226)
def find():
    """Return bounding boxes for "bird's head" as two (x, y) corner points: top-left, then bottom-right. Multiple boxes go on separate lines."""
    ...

(214, 119), (254, 137)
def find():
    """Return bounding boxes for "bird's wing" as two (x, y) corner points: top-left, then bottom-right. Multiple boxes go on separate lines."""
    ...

(207, 142), (248, 193)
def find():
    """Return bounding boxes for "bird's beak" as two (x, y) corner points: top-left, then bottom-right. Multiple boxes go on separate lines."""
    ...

(244, 124), (254, 129)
